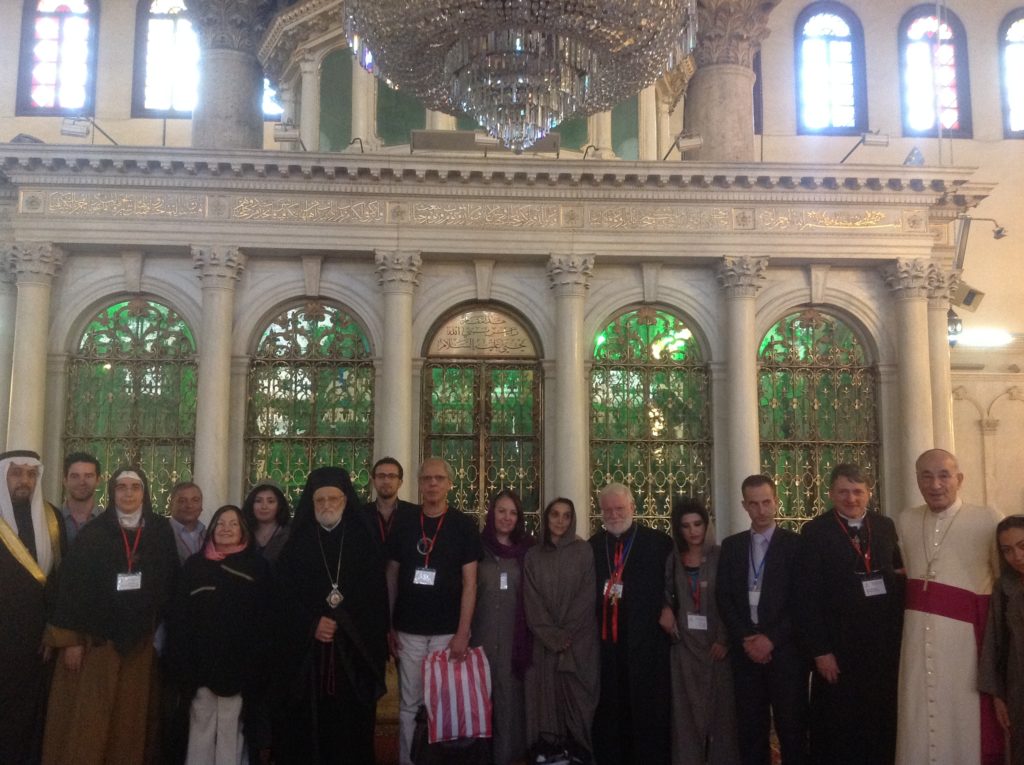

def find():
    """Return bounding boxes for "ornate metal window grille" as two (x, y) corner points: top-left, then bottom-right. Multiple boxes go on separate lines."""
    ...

(590, 307), (712, 534)
(246, 302), (374, 501)
(63, 298), (197, 512)
(422, 307), (542, 527)
(758, 309), (881, 529)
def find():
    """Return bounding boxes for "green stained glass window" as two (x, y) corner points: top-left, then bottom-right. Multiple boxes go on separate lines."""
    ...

(590, 307), (712, 533)
(246, 302), (374, 501)
(422, 307), (542, 527)
(758, 308), (880, 528)
(63, 298), (197, 512)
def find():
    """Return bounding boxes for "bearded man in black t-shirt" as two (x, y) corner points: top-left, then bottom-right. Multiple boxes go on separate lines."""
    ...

(385, 457), (483, 765)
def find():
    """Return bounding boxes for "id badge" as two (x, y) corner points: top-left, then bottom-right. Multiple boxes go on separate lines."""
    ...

(862, 576), (887, 597)
(413, 567), (437, 586)
(117, 572), (142, 591)
(686, 613), (708, 631)
(604, 580), (624, 598)
(500, 572), (509, 591)
(748, 589), (761, 607)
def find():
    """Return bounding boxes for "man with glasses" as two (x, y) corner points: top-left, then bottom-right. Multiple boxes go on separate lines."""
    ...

(385, 457), (482, 765)
(364, 457), (417, 545)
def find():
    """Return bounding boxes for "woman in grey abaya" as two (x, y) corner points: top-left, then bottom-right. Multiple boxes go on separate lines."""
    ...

(658, 498), (739, 765)
(523, 497), (599, 756)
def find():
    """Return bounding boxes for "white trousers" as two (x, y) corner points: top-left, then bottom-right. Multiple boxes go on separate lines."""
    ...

(185, 686), (246, 765)
(396, 631), (453, 765)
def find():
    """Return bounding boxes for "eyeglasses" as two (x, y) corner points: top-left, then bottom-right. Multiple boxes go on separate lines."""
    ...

(375, 473), (401, 480)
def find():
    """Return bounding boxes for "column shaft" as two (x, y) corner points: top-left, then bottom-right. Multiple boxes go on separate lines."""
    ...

(685, 65), (756, 161)
(299, 56), (320, 151)
(927, 265), (958, 451)
(0, 274), (17, 445)
(637, 85), (657, 160)
(587, 111), (614, 156)
(351, 64), (376, 147)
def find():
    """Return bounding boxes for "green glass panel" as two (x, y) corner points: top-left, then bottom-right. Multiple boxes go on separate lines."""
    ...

(554, 115), (588, 151)
(590, 308), (711, 531)
(319, 49), (353, 152)
(489, 369), (535, 436)
(64, 299), (197, 512)
(377, 81), (426, 146)
(612, 95), (639, 160)
(456, 113), (479, 132)
(246, 304), (374, 499)
(758, 309), (880, 527)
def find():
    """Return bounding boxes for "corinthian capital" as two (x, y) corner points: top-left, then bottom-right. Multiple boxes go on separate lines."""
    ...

(926, 262), (962, 303)
(882, 258), (930, 299)
(7, 242), (64, 282)
(547, 254), (594, 295)
(716, 256), (767, 297)
(375, 250), (422, 293)
(695, 0), (781, 68)
(192, 245), (246, 283)
(188, 0), (275, 53)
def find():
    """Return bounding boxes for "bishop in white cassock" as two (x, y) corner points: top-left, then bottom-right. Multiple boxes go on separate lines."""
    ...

(896, 449), (1003, 765)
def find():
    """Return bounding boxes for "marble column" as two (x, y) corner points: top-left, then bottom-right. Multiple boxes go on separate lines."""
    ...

(189, 0), (275, 150)
(655, 96), (673, 160)
(351, 64), (377, 149)
(192, 245), (245, 518)
(5, 243), (63, 453)
(883, 259), (935, 510)
(0, 255), (17, 446)
(685, 0), (779, 161)
(927, 263), (958, 452)
(587, 111), (614, 157)
(547, 254), (594, 533)
(716, 255), (767, 536)
(637, 85), (657, 160)
(375, 250), (421, 493)
(298, 54), (320, 151)
(980, 418), (998, 507)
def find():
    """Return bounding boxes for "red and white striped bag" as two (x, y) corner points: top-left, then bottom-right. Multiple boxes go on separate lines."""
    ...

(422, 646), (493, 743)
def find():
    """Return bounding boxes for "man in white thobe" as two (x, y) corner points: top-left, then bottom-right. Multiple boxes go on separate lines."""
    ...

(896, 449), (1003, 765)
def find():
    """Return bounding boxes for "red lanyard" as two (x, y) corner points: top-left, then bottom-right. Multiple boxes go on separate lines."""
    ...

(602, 534), (634, 643)
(378, 512), (393, 543)
(120, 525), (143, 573)
(419, 509), (447, 568)
(833, 510), (872, 573)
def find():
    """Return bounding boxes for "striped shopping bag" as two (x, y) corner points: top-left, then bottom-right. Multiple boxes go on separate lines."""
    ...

(422, 646), (493, 744)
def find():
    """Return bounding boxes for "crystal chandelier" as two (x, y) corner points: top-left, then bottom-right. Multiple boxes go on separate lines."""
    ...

(346, 0), (697, 152)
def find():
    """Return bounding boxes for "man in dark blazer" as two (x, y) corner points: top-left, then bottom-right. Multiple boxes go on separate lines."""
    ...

(717, 474), (807, 765)
(797, 464), (903, 765)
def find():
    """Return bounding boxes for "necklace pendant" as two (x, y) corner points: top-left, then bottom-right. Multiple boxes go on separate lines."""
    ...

(326, 586), (344, 608)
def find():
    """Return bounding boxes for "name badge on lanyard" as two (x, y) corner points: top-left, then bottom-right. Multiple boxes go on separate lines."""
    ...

(686, 613), (708, 631)
(117, 572), (142, 591)
(862, 575), (887, 597)
(413, 567), (436, 586)
(605, 580), (624, 599)
(500, 571), (509, 591)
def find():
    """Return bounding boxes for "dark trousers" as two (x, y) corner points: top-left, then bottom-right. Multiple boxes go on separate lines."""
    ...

(730, 646), (808, 765)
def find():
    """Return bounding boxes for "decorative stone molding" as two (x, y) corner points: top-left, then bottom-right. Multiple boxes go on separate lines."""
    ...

(926, 262), (962, 304)
(7, 242), (64, 281)
(189, 0), (276, 53)
(980, 418), (999, 435)
(192, 245), (246, 282)
(716, 255), (767, 297)
(374, 250), (422, 292)
(547, 254), (594, 295)
(259, 0), (344, 82)
(882, 258), (930, 299)
(694, 0), (781, 68)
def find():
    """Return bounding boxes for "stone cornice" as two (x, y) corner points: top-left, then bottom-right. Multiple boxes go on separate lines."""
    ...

(0, 146), (990, 207)
(258, 0), (345, 82)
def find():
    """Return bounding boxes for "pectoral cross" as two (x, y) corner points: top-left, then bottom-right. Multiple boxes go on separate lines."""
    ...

(923, 565), (937, 591)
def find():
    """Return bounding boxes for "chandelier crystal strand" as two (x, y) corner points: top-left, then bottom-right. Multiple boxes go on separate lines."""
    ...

(345, 0), (696, 152)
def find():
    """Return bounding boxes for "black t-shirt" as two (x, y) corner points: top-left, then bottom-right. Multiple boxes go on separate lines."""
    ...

(387, 506), (482, 635)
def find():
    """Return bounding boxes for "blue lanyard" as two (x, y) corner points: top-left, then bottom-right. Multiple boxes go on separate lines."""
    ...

(749, 535), (769, 586)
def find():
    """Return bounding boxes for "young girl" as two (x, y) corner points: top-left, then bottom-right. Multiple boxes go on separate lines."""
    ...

(980, 514), (1024, 763)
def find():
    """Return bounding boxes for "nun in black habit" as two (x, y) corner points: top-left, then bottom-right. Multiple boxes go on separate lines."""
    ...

(273, 467), (388, 765)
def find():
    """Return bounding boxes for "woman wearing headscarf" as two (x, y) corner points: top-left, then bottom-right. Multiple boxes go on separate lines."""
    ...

(471, 489), (535, 765)
(42, 466), (178, 765)
(273, 466), (388, 764)
(522, 497), (599, 759)
(241, 482), (292, 564)
(658, 498), (739, 765)
(169, 504), (272, 764)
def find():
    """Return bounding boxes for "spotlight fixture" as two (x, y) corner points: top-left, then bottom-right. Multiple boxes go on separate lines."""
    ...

(839, 131), (889, 163)
(60, 116), (119, 145)
(947, 308), (963, 347)
(661, 131), (703, 161)
(273, 121), (306, 151)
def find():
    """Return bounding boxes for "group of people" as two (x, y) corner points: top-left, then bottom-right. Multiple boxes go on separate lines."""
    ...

(0, 446), (1020, 765)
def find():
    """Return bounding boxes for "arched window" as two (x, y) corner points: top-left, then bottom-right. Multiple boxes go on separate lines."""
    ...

(1002, 9), (1024, 138)
(17, 0), (98, 115)
(899, 5), (972, 137)
(422, 306), (542, 526)
(63, 298), (197, 511)
(590, 307), (712, 533)
(132, 0), (199, 117)
(758, 309), (880, 529)
(246, 302), (374, 499)
(795, 2), (867, 135)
